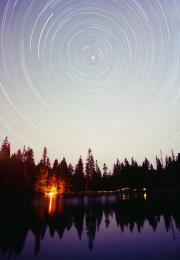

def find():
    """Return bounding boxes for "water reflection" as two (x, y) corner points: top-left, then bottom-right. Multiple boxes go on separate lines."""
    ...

(0, 195), (180, 258)
(46, 194), (56, 216)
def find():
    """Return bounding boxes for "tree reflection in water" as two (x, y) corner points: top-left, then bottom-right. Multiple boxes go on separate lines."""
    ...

(0, 195), (180, 258)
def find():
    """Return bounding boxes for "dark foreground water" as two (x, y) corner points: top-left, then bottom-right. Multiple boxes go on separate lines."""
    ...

(0, 194), (180, 260)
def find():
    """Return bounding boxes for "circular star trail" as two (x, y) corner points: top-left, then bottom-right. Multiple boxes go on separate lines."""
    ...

(0, 0), (180, 163)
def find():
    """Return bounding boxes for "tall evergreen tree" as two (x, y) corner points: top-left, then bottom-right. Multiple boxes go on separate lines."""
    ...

(0, 137), (10, 159)
(40, 147), (48, 168)
(92, 160), (101, 190)
(103, 163), (108, 177)
(85, 149), (95, 190)
(73, 156), (85, 191)
(52, 159), (59, 172)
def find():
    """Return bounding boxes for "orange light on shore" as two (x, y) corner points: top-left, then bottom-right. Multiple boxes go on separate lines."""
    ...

(45, 186), (57, 197)
(44, 179), (65, 197)
(45, 191), (56, 197)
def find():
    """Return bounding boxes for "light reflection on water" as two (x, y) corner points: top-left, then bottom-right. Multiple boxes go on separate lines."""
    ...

(0, 195), (180, 259)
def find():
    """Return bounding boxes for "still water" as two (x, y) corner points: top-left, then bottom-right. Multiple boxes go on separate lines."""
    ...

(0, 194), (180, 259)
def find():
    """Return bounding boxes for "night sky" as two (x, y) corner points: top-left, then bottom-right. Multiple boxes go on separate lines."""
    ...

(0, 0), (180, 167)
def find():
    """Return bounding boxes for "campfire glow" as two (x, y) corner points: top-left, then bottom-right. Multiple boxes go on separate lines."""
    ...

(45, 180), (65, 197)
(45, 186), (57, 196)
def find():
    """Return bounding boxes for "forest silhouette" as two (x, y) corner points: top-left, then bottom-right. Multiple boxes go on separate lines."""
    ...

(0, 136), (180, 194)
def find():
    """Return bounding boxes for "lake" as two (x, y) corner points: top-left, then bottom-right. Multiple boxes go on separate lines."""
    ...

(0, 194), (180, 259)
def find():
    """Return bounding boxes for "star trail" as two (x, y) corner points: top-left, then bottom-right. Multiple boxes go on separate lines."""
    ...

(0, 0), (180, 166)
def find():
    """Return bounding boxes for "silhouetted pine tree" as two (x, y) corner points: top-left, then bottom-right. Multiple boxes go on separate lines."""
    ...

(0, 137), (10, 160)
(73, 156), (85, 191)
(85, 149), (95, 191)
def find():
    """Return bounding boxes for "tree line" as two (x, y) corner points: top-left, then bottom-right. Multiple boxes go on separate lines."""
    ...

(0, 136), (180, 194)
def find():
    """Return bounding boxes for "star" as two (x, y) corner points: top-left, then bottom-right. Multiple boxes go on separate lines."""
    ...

(91, 55), (95, 61)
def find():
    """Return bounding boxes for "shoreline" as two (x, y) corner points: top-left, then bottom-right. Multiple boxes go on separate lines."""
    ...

(0, 189), (180, 199)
